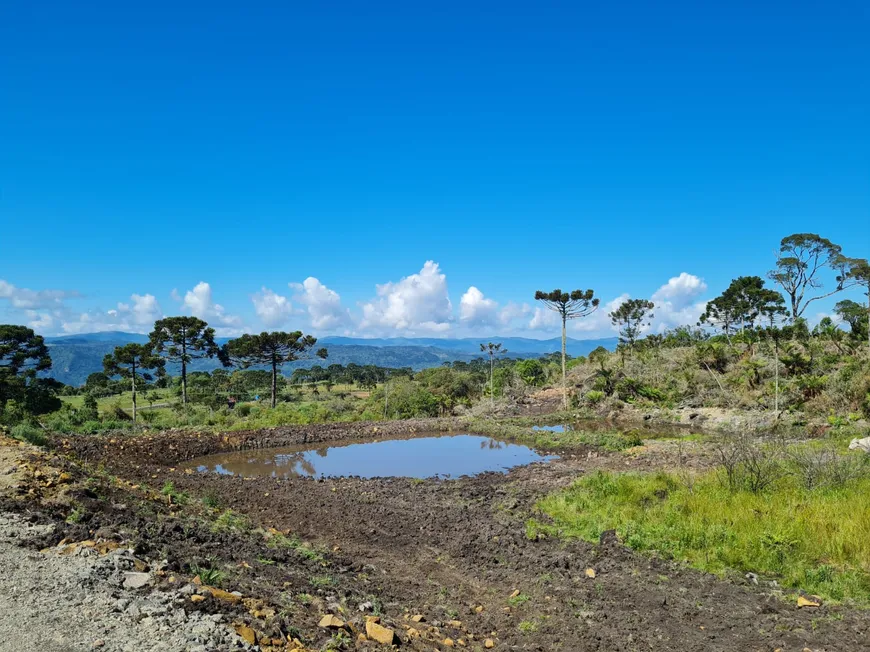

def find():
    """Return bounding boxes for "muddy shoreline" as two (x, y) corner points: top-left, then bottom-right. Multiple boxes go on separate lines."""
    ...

(17, 419), (861, 650)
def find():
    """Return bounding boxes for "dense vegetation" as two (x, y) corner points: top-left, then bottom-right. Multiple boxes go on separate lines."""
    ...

(534, 434), (870, 604)
(1, 232), (867, 439)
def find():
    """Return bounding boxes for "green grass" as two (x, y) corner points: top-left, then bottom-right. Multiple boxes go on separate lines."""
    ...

(160, 481), (189, 505)
(507, 592), (531, 607)
(535, 468), (870, 604)
(189, 563), (227, 587)
(210, 509), (249, 533)
(464, 416), (647, 452)
(518, 620), (539, 634)
(60, 387), (175, 412)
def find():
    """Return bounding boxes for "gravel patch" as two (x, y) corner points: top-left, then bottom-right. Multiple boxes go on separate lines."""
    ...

(0, 512), (248, 652)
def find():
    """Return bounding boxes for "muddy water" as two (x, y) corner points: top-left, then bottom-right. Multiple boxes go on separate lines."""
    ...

(185, 433), (556, 479)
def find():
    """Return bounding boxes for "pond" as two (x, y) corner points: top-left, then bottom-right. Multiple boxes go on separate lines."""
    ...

(185, 433), (557, 480)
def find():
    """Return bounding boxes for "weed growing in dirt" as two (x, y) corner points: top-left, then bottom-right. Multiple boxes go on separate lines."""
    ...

(65, 506), (84, 524)
(507, 593), (531, 607)
(295, 593), (313, 605)
(309, 575), (336, 588)
(211, 509), (249, 533)
(518, 620), (539, 634)
(160, 481), (189, 505)
(266, 533), (324, 562)
(325, 630), (350, 650)
(200, 491), (222, 509)
(536, 461), (870, 604)
(190, 562), (227, 587)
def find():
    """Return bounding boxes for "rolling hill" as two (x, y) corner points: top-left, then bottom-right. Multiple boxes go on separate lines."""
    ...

(41, 332), (618, 386)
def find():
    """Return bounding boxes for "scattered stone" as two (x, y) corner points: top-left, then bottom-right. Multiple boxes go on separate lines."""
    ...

(509, 589), (520, 598)
(410, 614), (425, 623)
(318, 614), (346, 629)
(366, 620), (397, 645)
(358, 600), (374, 612)
(745, 572), (759, 585)
(797, 595), (821, 608)
(848, 437), (870, 453)
(443, 637), (455, 647)
(92, 640), (105, 648)
(447, 619), (462, 628)
(585, 568), (596, 579)
(190, 595), (206, 603)
(474, 605), (484, 613)
(204, 587), (242, 604)
(484, 639), (495, 649)
(122, 572), (151, 589)
(235, 624), (257, 645)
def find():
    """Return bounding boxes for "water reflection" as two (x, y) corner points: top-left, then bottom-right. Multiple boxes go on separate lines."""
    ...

(532, 425), (569, 433)
(188, 434), (555, 480)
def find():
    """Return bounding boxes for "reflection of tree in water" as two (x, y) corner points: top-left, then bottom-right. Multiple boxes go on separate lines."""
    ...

(480, 438), (505, 450)
(203, 449), (319, 478)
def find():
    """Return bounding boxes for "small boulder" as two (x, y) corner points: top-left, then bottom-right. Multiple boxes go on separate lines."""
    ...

(234, 625), (257, 645)
(848, 437), (870, 453)
(366, 620), (397, 645)
(122, 572), (151, 589)
(318, 614), (346, 629)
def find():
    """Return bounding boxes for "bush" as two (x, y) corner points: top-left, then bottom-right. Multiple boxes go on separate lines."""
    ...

(10, 423), (47, 446)
(585, 390), (605, 405)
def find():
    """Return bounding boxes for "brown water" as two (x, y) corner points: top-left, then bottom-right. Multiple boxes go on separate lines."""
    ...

(185, 433), (556, 479)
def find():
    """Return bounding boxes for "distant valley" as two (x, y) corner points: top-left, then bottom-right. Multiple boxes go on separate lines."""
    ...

(42, 332), (617, 386)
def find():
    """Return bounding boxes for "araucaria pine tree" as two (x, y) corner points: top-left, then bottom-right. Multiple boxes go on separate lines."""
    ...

(534, 289), (599, 410)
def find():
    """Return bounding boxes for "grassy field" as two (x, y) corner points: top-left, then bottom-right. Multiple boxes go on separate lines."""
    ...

(532, 462), (870, 604)
(60, 388), (176, 412)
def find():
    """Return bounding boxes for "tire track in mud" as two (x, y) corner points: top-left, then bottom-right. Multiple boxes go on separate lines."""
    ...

(57, 425), (870, 651)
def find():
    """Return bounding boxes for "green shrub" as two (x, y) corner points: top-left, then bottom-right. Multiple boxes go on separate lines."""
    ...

(10, 423), (47, 446)
(585, 390), (605, 405)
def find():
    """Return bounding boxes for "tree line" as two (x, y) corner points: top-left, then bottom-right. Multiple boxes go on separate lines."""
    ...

(1, 232), (867, 426)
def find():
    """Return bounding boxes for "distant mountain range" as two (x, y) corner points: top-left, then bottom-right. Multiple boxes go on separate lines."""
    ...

(42, 332), (617, 386)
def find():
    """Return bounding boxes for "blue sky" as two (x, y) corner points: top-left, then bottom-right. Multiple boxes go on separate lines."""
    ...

(1, 1), (868, 338)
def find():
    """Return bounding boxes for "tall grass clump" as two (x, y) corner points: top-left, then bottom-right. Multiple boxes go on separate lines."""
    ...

(536, 445), (870, 604)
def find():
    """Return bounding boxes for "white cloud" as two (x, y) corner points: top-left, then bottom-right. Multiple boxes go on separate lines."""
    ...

(290, 277), (350, 331)
(651, 272), (707, 308)
(528, 306), (561, 330)
(459, 286), (499, 326)
(359, 261), (453, 334)
(498, 301), (531, 326)
(0, 279), (77, 310)
(251, 287), (294, 328)
(119, 293), (162, 326)
(649, 273), (708, 332)
(524, 275), (709, 337)
(575, 294), (630, 333)
(177, 281), (246, 335)
(24, 310), (57, 331)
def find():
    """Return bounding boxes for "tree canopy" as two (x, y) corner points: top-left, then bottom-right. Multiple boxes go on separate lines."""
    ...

(103, 343), (165, 421)
(700, 276), (787, 336)
(149, 317), (221, 404)
(223, 331), (327, 407)
(609, 298), (655, 353)
(768, 233), (856, 319)
(535, 288), (599, 409)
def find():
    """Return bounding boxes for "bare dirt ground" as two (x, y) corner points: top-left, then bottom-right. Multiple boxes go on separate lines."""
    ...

(2, 420), (869, 651)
